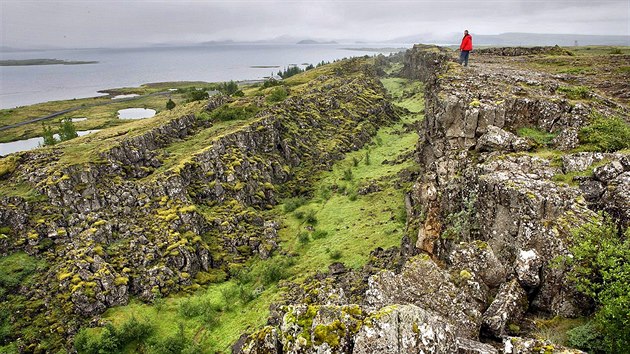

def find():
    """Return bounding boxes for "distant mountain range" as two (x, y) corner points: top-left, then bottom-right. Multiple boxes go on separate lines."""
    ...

(388, 32), (630, 46)
(296, 40), (338, 45)
(2, 33), (628, 52)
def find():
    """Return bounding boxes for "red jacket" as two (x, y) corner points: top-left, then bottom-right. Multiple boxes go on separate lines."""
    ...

(460, 34), (472, 51)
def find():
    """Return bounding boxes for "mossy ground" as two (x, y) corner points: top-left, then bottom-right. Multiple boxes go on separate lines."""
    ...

(76, 65), (423, 353)
(276, 74), (422, 274)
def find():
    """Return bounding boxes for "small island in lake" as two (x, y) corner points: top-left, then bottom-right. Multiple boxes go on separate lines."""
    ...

(0, 58), (98, 66)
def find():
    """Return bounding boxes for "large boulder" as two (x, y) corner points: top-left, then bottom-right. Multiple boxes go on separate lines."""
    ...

(482, 280), (528, 338)
(353, 305), (458, 354)
(365, 255), (483, 339)
(476, 125), (531, 152)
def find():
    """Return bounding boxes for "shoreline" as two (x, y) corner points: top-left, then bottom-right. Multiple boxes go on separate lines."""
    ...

(0, 58), (98, 66)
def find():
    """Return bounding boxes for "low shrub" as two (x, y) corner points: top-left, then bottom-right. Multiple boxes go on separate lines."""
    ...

(516, 127), (556, 147)
(260, 257), (291, 285)
(74, 317), (154, 354)
(304, 209), (318, 225)
(209, 104), (259, 122)
(297, 231), (310, 244)
(238, 285), (257, 304)
(342, 168), (353, 181)
(558, 215), (630, 352)
(329, 250), (343, 260)
(557, 85), (590, 100)
(312, 230), (329, 240)
(609, 48), (623, 55)
(283, 197), (307, 212)
(578, 115), (630, 152)
(0, 156), (19, 179)
(567, 321), (605, 353)
(266, 86), (288, 103)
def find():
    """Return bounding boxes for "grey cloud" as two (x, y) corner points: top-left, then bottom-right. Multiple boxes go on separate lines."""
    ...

(1, 0), (628, 48)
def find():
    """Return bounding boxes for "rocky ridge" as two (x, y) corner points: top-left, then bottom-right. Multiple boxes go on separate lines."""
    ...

(0, 58), (397, 351)
(236, 45), (629, 353)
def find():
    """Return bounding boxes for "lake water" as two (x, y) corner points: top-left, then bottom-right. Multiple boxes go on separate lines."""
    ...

(0, 44), (408, 109)
(0, 130), (100, 156)
(118, 108), (156, 119)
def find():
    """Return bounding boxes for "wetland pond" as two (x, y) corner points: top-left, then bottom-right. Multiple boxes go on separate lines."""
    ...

(0, 130), (101, 156)
(117, 108), (156, 119)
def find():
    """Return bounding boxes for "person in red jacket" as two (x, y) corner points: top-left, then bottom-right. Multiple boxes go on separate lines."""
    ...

(459, 30), (473, 66)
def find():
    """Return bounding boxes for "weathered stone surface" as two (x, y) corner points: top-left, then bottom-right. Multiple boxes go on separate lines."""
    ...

(503, 336), (587, 354)
(551, 127), (579, 151)
(515, 249), (542, 289)
(353, 305), (458, 354)
(448, 241), (507, 289)
(593, 160), (625, 182)
(598, 170), (630, 226)
(457, 337), (499, 354)
(482, 280), (528, 338)
(476, 125), (531, 152)
(239, 304), (461, 354)
(579, 179), (606, 202)
(365, 255), (482, 339)
(238, 326), (281, 354)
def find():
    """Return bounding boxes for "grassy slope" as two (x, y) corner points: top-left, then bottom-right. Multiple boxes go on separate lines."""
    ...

(93, 71), (424, 353)
(0, 82), (216, 143)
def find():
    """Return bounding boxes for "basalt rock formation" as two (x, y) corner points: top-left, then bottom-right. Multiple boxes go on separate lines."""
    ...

(237, 45), (628, 353)
(0, 59), (397, 351)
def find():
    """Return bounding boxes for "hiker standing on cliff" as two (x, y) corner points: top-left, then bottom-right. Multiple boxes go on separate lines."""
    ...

(459, 30), (473, 66)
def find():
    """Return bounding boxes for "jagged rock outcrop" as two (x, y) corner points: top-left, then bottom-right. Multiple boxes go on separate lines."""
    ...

(0, 58), (398, 350)
(475, 45), (573, 57)
(238, 45), (630, 353)
(400, 44), (628, 349)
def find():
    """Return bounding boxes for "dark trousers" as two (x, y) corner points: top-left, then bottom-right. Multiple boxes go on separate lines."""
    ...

(459, 50), (470, 66)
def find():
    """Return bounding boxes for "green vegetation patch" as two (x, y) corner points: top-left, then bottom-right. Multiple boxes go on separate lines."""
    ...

(0, 252), (46, 297)
(0, 156), (19, 179)
(578, 115), (630, 152)
(380, 78), (425, 114)
(516, 127), (557, 147)
(278, 102), (419, 273)
(556, 85), (591, 100)
(555, 214), (630, 353)
(98, 260), (283, 353)
(206, 103), (259, 122)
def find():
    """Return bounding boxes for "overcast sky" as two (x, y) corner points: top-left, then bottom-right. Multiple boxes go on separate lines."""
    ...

(1, 0), (629, 48)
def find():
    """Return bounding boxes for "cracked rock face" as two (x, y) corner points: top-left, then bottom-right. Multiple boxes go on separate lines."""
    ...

(353, 305), (458, 354)
(365, 255), (483, 339)
(481, 280), (528, 338)
(476, 125), (532, 153)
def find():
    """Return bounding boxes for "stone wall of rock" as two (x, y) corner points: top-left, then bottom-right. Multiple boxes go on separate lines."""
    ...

(0, 61), (397, 339)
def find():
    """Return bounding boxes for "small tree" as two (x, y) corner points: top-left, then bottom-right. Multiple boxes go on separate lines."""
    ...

(58, 118), (78, 142)
(42, 124), (57, 146)
(220, 81), (239, 96)
(166, 98), (176, 110)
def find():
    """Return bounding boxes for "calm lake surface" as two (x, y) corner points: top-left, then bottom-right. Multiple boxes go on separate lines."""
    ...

(0, 130), (100, 156)
(118, 108), (157, 119)
(0, 44), (408, 109)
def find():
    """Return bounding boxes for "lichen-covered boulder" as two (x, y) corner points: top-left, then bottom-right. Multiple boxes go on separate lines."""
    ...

(503, 336), (586, 354)
(515, 249), (542, 289)
(476, 125), (531, 152)
(352, 305), (458, 354)
(482, 280), (528, 338)
(365, 255), (482, 339)
(457, 337), (499, 354)
(448, 240), (507, 289)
